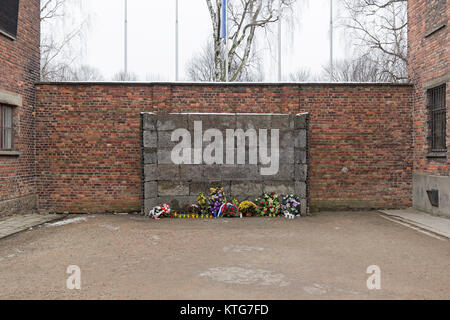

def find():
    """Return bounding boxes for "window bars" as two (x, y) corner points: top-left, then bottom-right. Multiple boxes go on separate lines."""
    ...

(0, 105), (13, 150)
(427, 84), (447, 152)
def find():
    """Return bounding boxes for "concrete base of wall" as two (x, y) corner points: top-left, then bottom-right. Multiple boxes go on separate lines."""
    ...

(0, 195), (37, 218)
(413, 173), (450, 218)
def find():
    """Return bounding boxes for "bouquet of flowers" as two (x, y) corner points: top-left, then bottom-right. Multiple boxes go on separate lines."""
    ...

(239, 201), (258, 217)
(217, 202), (240, 218)
(197, 193), (209, 214)
(256, 193), (280, 217)
(281, 195), (301, 219)
(186, 204), (201, 215)
(149, 203), (171, 220)
(209, 187), (226, 217)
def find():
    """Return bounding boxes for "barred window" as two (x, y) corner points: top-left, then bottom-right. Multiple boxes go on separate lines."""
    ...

(427, 84), (447, 152)
(0, 105), (13, 150)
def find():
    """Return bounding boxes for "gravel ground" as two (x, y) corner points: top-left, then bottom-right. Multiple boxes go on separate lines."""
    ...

(0, 211), (449, 300)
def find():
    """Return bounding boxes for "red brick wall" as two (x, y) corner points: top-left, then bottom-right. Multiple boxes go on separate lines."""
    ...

(0, 0), (40, 215)
(35, 83), (413, 213)
(408, 0), (449, 175)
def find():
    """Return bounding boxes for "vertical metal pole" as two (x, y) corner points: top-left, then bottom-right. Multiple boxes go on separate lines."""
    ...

(125, 0), (128, 75)
(278, 0), (282, 82)
(278, 1), (282, 82)
(330, 0), (334, 82)
(175, 0), (179, 81)
(224, 0), (229, 82)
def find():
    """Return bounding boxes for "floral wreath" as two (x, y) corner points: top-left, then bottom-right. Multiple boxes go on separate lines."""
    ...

(280, 195), (301, 219)
(149, 203), (171, 220)
(216, 202), (240, 218)
(209, 187), (226, 217)
(256, 193), (281, 216)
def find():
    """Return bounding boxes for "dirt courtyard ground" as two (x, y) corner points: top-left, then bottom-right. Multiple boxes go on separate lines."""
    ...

(0, 211), (449, 300)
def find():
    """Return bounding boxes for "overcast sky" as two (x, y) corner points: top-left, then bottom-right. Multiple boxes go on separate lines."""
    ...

(61, 0), (351, 81)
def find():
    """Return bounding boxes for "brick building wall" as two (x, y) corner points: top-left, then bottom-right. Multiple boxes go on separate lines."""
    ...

(408, 0), (449, 216)
(0, 0), (40, 217)
(35, 83), (413, 214)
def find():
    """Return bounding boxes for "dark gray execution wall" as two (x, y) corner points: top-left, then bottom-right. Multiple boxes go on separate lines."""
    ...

(141, 113), (310, 215)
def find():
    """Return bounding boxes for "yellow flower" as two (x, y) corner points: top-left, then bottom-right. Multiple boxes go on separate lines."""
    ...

(239, 201), (257, 210)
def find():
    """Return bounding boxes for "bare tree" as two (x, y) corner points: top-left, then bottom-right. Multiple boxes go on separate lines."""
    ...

(145, 73), (168, 82)
(40, 0), (89, 81)
(186, 41), (217, 82)
(187, 40), (264, 82)
(341, 0), (408, 82)
(112, 71), (139, 82)
(320, 55), (393, 82)
(289, 68), (312, 82)
(40, 0), (64, 21)
(199, 0), (296, 82)
(64, 65), (104, 81)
